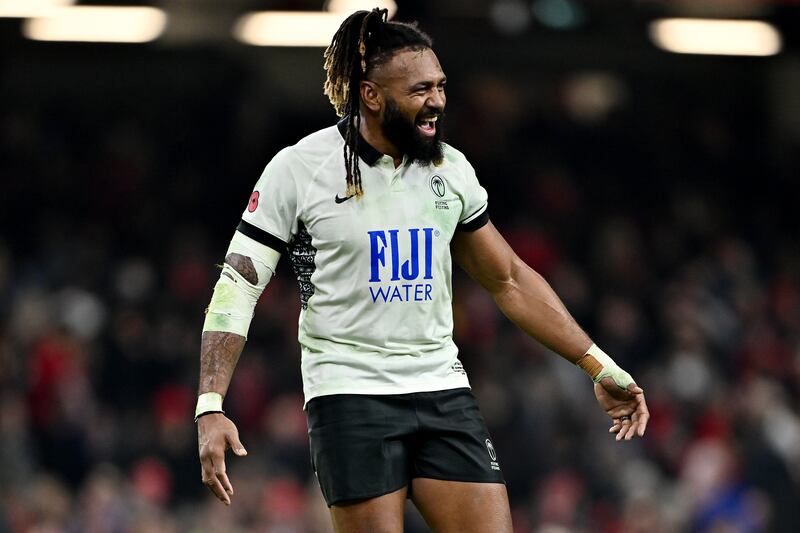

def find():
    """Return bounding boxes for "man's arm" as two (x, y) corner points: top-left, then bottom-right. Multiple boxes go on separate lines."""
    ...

(197, 238), (281, 505)
(197, 332), (247, 506)
(451, 222), (591, 361)
(199, 331), (245, 398)
(451, 221), (649, 440)
(198, 253), (256, 395)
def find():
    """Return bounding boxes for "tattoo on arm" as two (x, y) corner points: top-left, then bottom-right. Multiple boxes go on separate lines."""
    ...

(199, 331), (246, 395)
(225, 253), (257, 285)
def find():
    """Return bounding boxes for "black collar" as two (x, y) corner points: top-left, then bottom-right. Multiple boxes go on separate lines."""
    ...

(337, 117), (382, 167)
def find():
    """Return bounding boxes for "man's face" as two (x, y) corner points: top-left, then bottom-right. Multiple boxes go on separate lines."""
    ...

(372, 48), (447, 165)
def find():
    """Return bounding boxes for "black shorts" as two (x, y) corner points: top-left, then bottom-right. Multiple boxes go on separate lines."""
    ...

(306, 387), (505, 507)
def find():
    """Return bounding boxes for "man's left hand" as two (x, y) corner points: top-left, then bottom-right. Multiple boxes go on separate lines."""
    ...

(594, 378), (649, 441)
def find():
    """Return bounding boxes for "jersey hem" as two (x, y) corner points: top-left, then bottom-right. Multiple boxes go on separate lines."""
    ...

(302, 376), (471, 409)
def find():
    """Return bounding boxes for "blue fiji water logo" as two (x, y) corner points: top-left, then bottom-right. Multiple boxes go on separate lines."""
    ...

(367, 228), (435, 303)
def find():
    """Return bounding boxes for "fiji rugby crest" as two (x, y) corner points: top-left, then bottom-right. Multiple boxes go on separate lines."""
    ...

(430, 174), (449, 210)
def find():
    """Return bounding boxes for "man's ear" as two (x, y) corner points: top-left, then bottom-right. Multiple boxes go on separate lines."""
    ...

(360, 80), (382, 113)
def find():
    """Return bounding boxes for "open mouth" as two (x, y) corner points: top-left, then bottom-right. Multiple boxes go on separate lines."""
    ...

(416, 115), (438, 137)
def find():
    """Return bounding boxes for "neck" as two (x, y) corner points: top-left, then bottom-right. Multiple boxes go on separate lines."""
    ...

(359, 113), (403, 167)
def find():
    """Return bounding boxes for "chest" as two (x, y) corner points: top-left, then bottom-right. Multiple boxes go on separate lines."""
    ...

(306, 163), (462, 237)
(298, 164), (463, 278)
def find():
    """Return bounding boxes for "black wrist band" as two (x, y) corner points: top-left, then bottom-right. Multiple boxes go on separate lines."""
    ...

(194, 410), (225, 423)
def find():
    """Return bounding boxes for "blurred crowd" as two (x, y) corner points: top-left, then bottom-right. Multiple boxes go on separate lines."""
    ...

(1, 50), (799, 533)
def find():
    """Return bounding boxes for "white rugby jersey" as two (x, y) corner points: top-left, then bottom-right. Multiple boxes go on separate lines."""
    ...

(238, 121), (489, 404)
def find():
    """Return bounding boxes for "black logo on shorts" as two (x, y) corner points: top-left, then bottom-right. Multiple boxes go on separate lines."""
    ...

(430, 175), (445, 197)
(335, 193), (355, 204)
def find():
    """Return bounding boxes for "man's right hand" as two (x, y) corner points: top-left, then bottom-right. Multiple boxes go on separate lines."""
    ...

(197, 413), (248, 505)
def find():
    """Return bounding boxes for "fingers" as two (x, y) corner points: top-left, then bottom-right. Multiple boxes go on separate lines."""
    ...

(610, 392), (649, 441)
(619, 415), (638, 441)
(228, 430), (248, 457)
(215, 458), (234, 498)
(608, 415), (630, 433)
(627, 382), (644, 395)
(198, 424), (248, 505)
(213, 428), (248, 497)
(616, 415), (634, 441)
(200, 447), (231, 505)
(634, 391), (650, 437)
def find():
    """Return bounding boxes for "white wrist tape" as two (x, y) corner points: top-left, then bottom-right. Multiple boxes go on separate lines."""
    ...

(195, 392), (223, 420)
(576, 343), (635, 390)
(203, 230), (281, 338)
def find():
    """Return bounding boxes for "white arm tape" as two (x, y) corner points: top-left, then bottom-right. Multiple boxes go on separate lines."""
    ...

(202, 230), (281, 338)
(195, 392), (223, 420)
(577, 344), (635, 389)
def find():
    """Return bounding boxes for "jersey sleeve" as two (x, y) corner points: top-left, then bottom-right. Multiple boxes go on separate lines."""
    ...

(237, 147), (300, 252)
(457, 157), (490, 232)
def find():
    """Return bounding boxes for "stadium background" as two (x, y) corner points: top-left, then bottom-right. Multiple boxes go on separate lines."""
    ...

(2, 0), (800, 531)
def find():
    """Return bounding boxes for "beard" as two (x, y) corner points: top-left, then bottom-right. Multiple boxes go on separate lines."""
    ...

(381, 97), (444, 166)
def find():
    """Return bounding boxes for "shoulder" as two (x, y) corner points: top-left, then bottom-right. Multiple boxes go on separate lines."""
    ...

(437, 143), (478, 182)
(287, 125), (344, 170)
(260, 125), (342, 183)
(294, 124), (343, 151)
(439, 143), (476, 173)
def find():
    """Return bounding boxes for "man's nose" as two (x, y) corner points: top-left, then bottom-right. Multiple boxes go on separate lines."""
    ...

(427, 90), (445, 110)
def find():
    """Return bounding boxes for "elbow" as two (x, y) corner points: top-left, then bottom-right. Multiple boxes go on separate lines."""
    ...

(486, 255), (527, 298)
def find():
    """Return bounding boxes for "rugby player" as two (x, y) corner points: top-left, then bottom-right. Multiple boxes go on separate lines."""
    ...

(196, 8), (649, 532)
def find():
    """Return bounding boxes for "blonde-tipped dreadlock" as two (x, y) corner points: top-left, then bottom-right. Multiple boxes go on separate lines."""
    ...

(323, 8), (432, 198)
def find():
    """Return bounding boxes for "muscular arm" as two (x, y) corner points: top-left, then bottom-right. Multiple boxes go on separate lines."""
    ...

(452, 221), (649, 440)
(199, 331), (246, 395)
(451, 221), (591, 363)
(197, 251), (262, 506)
(198, 253), (254, 396)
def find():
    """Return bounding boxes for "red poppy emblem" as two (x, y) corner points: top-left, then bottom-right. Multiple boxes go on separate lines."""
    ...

(247, 191), (260, 212)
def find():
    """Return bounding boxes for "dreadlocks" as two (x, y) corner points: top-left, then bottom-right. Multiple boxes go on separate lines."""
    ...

(323, 8), (433, 197)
